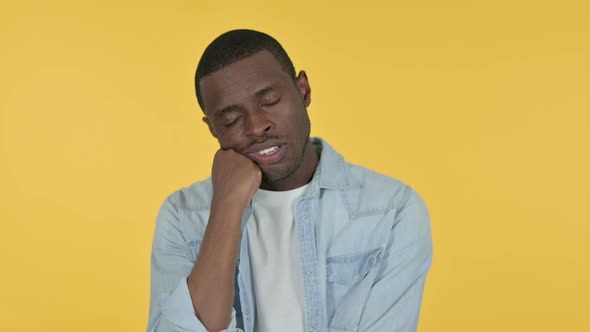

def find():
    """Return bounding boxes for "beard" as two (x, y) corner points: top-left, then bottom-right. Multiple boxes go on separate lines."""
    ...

(261, 116), (311, 184)
(262, 135), (309, 184)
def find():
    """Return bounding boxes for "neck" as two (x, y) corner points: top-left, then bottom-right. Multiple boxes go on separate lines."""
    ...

(259, 140), (319, 191)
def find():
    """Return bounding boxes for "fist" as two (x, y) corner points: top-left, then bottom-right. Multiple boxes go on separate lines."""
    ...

(211, 149), (262, 210)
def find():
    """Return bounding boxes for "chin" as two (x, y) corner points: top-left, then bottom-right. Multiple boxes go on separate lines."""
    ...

(262, 168), (294, 184)
(262, 173), (286, 184)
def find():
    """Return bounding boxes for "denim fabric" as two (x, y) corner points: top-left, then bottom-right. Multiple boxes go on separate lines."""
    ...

(147, 137), (433, 332)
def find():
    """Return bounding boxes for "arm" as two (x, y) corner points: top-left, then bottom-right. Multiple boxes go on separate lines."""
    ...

(187, 198), (245, 330)
(147, 194), (221, 332)
(328, 188), (433, 332)
(147, 149), (261, 332)
(358, 189), (433, 331)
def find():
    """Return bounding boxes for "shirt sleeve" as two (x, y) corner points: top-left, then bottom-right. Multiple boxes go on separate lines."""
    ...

(358, 188), (433, 331)
(329, 188), (433, 332)
(147, 194), (242, 332)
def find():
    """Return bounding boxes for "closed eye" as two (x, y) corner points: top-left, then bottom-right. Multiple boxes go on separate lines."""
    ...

(261, 97), (281, 108)
(223, 115), (242, 128)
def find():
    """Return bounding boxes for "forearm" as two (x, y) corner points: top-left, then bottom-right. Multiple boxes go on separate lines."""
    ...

(187, 199), (243, 331)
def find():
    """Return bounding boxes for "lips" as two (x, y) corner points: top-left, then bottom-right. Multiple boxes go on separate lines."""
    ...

(246, 144), (286, 165)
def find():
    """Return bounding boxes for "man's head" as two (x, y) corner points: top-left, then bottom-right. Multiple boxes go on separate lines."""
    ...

(195, 29), (296, 109)
(195, 29), (316, 190)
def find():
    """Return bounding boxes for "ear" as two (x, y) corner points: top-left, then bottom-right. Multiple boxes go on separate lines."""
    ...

(202, 116), (218, 139)
(295, 70), (311, 107)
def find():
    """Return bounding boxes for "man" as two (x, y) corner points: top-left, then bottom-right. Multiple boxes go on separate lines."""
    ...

(147, 29), (432, 332)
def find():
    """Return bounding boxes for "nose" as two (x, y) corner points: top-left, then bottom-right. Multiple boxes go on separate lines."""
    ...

(244, 109), (271, 138)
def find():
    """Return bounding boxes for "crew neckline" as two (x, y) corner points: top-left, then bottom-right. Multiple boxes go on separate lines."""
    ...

(253, 183), (310, 204)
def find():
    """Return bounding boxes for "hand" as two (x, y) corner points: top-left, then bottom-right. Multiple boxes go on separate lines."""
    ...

(211, 148), (262, 210)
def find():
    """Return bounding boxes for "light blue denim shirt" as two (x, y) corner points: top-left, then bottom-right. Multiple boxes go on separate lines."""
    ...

(147, 138), (433, 332)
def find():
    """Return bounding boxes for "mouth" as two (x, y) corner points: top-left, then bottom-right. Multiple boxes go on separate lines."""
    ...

(247, 144), (286, 165)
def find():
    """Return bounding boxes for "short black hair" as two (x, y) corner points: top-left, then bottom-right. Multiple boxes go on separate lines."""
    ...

(194, 29), (296, 111)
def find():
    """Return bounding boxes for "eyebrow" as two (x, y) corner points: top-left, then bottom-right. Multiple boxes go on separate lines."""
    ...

(254, 85), (276, 98)
(214, 104), (240, 118)
(213, 83), (280, 118)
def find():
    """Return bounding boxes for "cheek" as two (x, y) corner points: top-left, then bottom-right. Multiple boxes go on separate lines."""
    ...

(293, 107), (310, 127)
(217, 127), (245, 148)
(276, 106), (307, 129)
(217, 133), (231, 148)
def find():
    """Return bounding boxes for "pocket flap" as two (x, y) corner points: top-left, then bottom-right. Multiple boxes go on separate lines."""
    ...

(326, 248), (383, 285)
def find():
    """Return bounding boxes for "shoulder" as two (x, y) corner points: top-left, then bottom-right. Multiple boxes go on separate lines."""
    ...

(159, 177), (214, 214)
(154, 177), (213, 231)
(346, 162), (431, 251)
(152, 177), (213, 246)
(344, 161), (421, 213)
(346, 160), (429, 231)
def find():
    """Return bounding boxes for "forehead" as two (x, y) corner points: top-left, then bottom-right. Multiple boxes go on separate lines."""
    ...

(200, 50), (291, 115)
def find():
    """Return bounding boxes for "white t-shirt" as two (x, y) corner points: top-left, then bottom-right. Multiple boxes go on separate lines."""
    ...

(246, 184), (309, 332)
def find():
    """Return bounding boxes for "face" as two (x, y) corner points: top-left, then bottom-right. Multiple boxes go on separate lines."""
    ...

(200, 50), (313, 186)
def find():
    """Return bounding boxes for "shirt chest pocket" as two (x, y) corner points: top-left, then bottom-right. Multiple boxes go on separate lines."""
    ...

(325, 248), (383, 324)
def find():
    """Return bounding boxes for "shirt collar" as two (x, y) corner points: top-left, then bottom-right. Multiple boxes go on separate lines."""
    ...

(310, 137), (353, 190)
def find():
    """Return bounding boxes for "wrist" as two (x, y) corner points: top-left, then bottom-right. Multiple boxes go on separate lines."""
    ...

(211, 196), (246, 217)
(211, 194), (250, 212)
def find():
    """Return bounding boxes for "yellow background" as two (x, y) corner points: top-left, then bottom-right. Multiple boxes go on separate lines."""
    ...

(1, 0), (589, 331)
